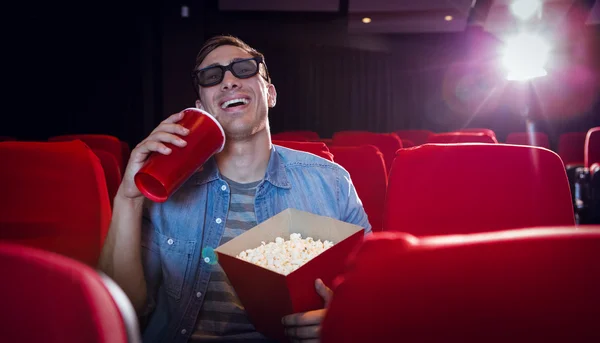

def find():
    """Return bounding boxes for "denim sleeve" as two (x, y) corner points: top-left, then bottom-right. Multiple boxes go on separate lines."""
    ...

(337, 169), (372, 235)
(139, 202), (162, 318)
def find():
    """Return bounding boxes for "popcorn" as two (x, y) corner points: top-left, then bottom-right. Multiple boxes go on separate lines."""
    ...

(236, 233), (334, 275)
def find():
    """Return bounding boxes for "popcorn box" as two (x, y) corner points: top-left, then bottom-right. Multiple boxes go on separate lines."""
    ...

(214, 208), (365, 342)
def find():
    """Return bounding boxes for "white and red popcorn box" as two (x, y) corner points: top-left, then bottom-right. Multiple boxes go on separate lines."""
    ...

(215, 208), (365, 342)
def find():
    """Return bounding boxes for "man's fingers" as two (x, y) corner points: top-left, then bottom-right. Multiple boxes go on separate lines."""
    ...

(284, 324), (320, 339)
(151, 122), (190, 136)
(282, 309), (325, 327)
(147, 132), (188, 148)
(132, 140), (171, 162)
(161, 111), (186, 124)
(315, 279), (333, 305)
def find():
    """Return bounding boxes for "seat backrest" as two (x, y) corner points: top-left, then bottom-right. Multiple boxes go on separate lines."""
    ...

(400, 139), (415, 148)
(383, 144), (574, 235)
(585, 127), (600, 168)
(0, 242), (140, 343)
(558, 132), (586, 166)
(428, 132), (498, 144)
(49, 134), (125, 172)
(506, 132), (551, 149)
(272, 141), (334, 161)
(321, 228), (600, 343)
(395, 130), (433, 145)
(93, 149), (122, 206)
(330, 145), (387, 231)
(458, 128), (497, 140)
(332, 132), (402, 174)
(0, 141), (111, 266)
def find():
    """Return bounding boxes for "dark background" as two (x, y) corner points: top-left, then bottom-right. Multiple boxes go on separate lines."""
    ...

(3, 0), (599, 150)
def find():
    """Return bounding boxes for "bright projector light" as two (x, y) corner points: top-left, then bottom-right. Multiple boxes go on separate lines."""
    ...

(510, 0), (541, 21)
(501, 33), (550, 81)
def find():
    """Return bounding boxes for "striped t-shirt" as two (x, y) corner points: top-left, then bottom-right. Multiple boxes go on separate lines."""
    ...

(190, 177), (275, 342)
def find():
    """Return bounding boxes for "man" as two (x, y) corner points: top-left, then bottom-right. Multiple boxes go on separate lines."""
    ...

(98, 35), (371, 343)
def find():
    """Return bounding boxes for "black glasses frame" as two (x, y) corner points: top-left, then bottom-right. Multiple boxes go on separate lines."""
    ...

(191, 56), (271, 99)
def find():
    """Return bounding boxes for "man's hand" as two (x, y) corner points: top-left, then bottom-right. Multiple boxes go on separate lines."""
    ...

(281, 278), (333, 342)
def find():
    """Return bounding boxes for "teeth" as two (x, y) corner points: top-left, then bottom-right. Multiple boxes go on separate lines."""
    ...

(221, 98), (249, 109)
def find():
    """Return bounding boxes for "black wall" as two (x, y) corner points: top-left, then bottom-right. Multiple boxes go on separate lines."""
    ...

(4, 1), (599, 149)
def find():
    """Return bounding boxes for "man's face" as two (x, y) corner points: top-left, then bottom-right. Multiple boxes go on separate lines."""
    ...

(196, 45), (276, 141)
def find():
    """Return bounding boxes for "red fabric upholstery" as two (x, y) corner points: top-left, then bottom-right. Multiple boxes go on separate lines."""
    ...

(428, 132), (498, 144)
(271, 131), (319, 141)
(585, 127), (600, 168)
(400, 139), (415, 148)
(395, 130), (433, 145)
(120, 140), (131, 174)
(384, 144), (574, 235)
(458, 127), (497, 140)
(273, 141), (334, 161)
(321, 228), (600, 343)
(0, 141), (111, 266)
(0, 243), (129, 343)
(506, 132), (551, 149)
(558, 132), (586, 166)
(49, 134), (125, 172)
(93, 149), (122, 206)
(330, 145), (387, 231)
(332, 132), (402, 174)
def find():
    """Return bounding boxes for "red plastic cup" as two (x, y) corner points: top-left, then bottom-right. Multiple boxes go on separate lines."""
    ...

(134, 108), (225, 202)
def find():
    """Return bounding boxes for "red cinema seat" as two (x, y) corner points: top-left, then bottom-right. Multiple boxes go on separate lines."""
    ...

(49, 134), (125, 172)
(332, 132), (402, 174)
(0, 141), (111, 266)
(558, 132), (586, 166)
(0, 242), (141, 343)
(273, 141), (334, 161)
(395, 130), (433, 146)
(585, 127), (600, 169)
(93, 149), (122, 206)
(321, 227), (600, 343)
(428, 132), (498, 144)
(458, 127), (497, 140)
(330, 145), (387, 231)
(506, 132), (551, 149)
(400, 139), (415, 148)
(383, 144), (574, 235)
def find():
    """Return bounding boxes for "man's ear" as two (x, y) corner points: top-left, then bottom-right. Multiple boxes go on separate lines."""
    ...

(267, 84), (277, 108)
(195, 99), (205, 110)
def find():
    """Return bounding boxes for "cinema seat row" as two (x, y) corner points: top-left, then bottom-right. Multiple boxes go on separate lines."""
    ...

(1, 132), (600, 342)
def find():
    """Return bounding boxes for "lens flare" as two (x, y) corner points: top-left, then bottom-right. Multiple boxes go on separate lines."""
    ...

(510, 0), (541, 21)
(501, 33), (550, 81)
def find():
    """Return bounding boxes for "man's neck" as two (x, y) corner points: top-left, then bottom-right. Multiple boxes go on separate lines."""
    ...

(215, 130), (272, 184)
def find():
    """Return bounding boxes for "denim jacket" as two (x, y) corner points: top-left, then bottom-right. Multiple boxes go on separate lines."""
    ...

(140, 145), (372, 343)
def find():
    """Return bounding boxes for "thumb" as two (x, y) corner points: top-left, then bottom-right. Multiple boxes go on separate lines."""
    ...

(315, 278), (333, 306)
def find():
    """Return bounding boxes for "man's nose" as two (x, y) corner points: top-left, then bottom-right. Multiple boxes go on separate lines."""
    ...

(220, 70), (240, 91)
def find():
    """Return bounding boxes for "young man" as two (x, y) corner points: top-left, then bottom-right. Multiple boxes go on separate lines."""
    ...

(98, 35), (371, 343)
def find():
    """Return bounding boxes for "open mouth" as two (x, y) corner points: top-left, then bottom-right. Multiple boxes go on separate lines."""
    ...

(221, 98), (249, 109)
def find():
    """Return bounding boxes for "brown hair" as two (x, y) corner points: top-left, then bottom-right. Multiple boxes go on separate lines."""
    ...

(194, 35), (271, 83)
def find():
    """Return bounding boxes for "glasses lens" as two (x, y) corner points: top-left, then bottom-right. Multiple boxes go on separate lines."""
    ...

(198, 67), (223, 86)
(232, 59), (259, 78)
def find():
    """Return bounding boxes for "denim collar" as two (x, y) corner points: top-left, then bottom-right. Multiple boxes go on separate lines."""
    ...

(193, 145), (291, 189)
